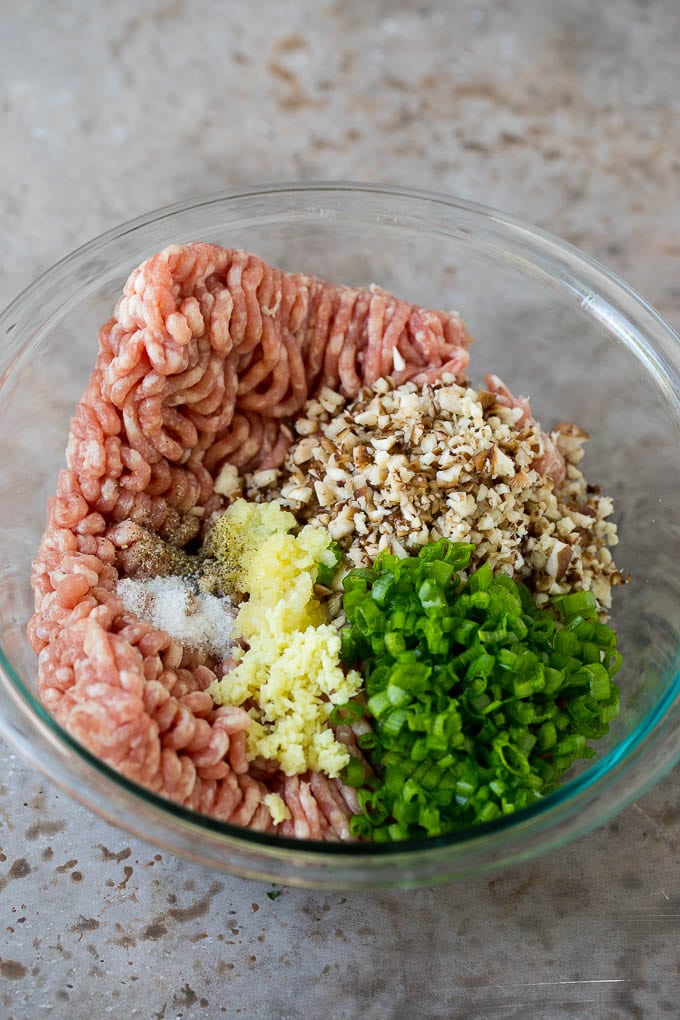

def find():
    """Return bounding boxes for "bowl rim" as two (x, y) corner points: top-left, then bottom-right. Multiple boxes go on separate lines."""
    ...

(2, 180), (680, 882)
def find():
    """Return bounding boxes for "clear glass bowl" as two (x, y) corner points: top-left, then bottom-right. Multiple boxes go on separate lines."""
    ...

(1, 183), (679, 889)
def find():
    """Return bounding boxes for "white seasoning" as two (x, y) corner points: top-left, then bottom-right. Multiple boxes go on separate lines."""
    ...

(117, 576), (234, 659)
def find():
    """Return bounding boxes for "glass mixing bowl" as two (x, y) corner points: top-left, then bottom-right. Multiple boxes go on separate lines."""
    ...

(1, 183), (679, 889)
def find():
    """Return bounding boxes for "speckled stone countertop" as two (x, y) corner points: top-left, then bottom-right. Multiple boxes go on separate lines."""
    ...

(1, 2), (679, 1017)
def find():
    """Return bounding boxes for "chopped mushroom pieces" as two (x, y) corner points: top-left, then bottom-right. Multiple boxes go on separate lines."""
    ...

(246, 377), (623, 611)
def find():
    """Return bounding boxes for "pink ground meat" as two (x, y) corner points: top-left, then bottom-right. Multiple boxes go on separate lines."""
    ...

(28, 242), (472, 840)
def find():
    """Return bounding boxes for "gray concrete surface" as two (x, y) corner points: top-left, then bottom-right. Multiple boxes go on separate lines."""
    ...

(1, 1), (679, 1016)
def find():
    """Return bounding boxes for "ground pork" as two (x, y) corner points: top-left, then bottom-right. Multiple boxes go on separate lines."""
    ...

(28, 242), (472, 840)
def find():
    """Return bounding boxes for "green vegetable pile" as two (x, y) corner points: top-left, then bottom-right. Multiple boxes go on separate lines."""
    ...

(336, 539), (622, 842)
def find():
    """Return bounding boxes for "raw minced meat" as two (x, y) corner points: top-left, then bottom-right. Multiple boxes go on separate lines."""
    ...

(28, 243), (471, 841)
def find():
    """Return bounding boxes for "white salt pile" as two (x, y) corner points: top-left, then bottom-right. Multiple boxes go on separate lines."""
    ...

(116, 576), (234, 659)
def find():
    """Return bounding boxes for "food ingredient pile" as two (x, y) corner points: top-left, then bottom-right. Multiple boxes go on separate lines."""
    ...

(29, 242), (624, 842)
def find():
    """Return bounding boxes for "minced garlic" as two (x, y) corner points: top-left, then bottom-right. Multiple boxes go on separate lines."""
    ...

(207, 500), (362, 778)
(203, 497), (298, 592)
(262, 793), (291, 824)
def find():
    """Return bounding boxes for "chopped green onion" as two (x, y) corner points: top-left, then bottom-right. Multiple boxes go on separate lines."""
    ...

(329, 699), (366, 726)
(338, 538), (622, 842)
(342, 757), (368, 788)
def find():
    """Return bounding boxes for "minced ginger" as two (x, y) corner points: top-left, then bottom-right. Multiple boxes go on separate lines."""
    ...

(207, 500), (362, 778)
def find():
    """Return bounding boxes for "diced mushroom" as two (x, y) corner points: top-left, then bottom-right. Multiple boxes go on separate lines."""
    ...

(545, 541), (573, 581)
